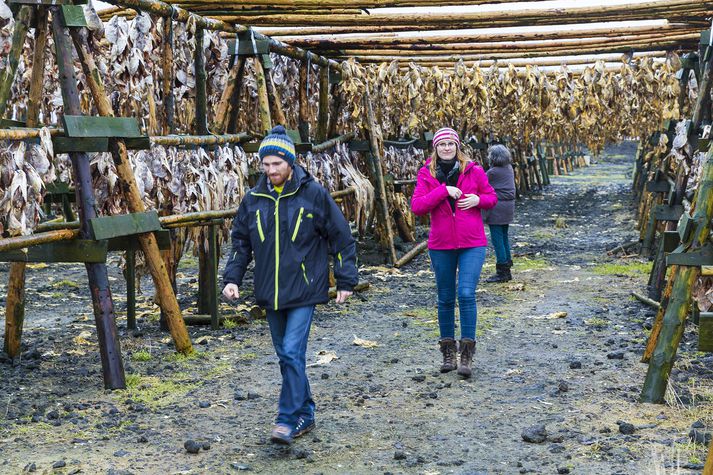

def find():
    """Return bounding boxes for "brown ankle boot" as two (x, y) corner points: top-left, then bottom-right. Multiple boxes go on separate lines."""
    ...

(457, 338), (476, 378)
(438, 338), (458, 373)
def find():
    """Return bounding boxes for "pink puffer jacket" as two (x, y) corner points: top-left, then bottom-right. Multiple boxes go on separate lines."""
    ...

(411, 159), (497, 250)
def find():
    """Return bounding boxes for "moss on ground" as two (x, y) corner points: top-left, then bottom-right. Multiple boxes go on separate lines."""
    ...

(118, 373), (200, 409)
(592, 260), (652, 277)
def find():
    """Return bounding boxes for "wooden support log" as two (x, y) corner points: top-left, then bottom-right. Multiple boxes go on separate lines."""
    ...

(213, 57), (246, 134)
(161, 15), (175, 135)
(151, 132), (251, 146)
(253, 56), (273, 134)
(311, 132), (355, 152)
(640, 147), (713, 404)
(4, 6), (49, 359)
(263, 62), (287, 126)
(0, 6), (33, 119)
(363, 87), (397, 264)
(316, 65), (329, 143)
(631, 291), (660, 309)
(0, 229), (79, 253)
(298, 60), (310, 142)
(0, 127), (62, 140)
(70, 28), (193, 356)
(194, 26), (208, 135)
(52, 13), (126, 389)
(226, 56), (247, 134)
(394, 240), (428, 268)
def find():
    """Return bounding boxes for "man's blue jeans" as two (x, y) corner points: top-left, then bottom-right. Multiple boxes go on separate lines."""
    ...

(489, 224), (512, 264)
(266, 305), (316, 427)
(429, 247), (486, 340)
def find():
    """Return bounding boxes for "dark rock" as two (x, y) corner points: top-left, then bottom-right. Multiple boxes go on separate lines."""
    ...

(549, 444), (565, 454)
(394, 450), (407, 460)
(412, 375), (426, 383)
(569, 361), (582, 369)
(689, 428), (712, 445)
(23, 462), (36, 472)
(202, 441), (211, 450)
(692, 420), (706, 429)
(184, 439), (201, 454)
(52, 461), (66, 469)
(293, 448), (309, 459)
(234, 391), (247, 401)
(137, 435), (148, 443)
(557, 381), (569, 393)
(247, 392), (260, 400)
(557, 468), (570, 474)
(113, 449), (129, 457)
(607, 352), (625, 360)
(522, 424), (547, 443)
(321, 373), (329, 380)
(198, 401), (211, 408)
(618, 422), (636, 435)
(46, 410), (59, 420)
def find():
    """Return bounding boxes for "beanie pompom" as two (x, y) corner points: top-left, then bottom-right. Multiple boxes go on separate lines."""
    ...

(270, 125), (287, 135)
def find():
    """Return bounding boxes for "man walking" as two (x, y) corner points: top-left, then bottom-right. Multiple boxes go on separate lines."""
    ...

(223, 125), (358, 445)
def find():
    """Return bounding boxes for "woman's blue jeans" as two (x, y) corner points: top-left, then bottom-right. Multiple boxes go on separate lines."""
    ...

(429, 247), (486, 340)
(266, 305), (316, 427)
(489, 224), (512, 264)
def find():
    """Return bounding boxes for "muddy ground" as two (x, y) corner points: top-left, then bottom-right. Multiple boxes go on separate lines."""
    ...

(2, 144), (713, 475)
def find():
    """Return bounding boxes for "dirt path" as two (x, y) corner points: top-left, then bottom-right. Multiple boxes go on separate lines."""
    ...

(1, 144), (712, 474)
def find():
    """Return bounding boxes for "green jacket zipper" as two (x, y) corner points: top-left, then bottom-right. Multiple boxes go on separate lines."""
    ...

(256, 210), (265, 242)
(292, 207), (305, 242)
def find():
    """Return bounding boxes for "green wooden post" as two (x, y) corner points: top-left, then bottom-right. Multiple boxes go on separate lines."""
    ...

(641, 148), (713, 403)
(641, 201), (659, 257)
(126, 250), (136, 330)
(208, 223), (219, 330)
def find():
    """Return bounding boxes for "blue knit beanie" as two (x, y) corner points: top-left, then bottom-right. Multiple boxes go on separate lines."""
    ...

(258, 125), (296, 167)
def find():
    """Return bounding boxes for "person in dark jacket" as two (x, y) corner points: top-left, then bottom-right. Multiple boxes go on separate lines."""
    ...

(222, 125), (358, 445)
(483, 144), (516, 283)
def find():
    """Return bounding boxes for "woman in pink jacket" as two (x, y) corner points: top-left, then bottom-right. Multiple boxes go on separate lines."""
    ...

(411, 128), (497, 378)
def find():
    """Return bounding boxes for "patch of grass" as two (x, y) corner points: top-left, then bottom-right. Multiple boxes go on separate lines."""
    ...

(223, 318), (238, 329)
(165, 350), (209, 363)
(238, 352), (257, 361)
(584, 317), (609, 329)
(131, 349), (152, 362)
(533, 229), (557, 240)
(50, 292), (64, 299)
(51, 279), (80, 289)
(178, 254), (198, 271)
(205, 361), (233, 377)
(117, 373), (200, 409)
(592, 260), (652, 277)
(402, 307), (436, 319)
(513, 256), (550, 271)
(477, 309), (503, 337)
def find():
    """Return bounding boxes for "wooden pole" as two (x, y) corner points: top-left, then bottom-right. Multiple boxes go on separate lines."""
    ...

(0, 229), (79, 253)
(0, 6), (32, 119)
(363, 87), (397, 264)
(70, 28), (193, 355)
(298, 60), (310, 142)
(226, 56), (247, 134)
(394, 240), (428, 268)
(52, 13), (126, 389)
(316, 65), (330, 143)
(151, 132), (252, 146)
(161, 15), (175, 135)
(194, 27), (208, 134)
(4, 6), (49, 359)
(213, 57), (246, 134)
(311, 132), (355, 152)
(641, 147), (713, 404)
(253, 56), (273, 134)
(263, 63), (287, 126)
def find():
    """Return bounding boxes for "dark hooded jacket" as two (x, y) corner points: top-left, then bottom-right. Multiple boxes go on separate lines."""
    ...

(223, 165), (358, 311)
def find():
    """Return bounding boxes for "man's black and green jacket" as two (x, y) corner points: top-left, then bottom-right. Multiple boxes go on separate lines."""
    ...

(223, 165), (358, 310)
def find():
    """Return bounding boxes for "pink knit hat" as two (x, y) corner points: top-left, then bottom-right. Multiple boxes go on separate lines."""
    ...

(433, 127), (460, 148)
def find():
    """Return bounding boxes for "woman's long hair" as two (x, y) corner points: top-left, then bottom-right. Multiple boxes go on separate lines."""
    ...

(428, 148), (470, 178)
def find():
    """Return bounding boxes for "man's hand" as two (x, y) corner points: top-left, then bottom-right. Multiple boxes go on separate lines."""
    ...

(457, 193), (481, 210)
(222, 283), (240, 300)
(335, 290), (352, 304)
